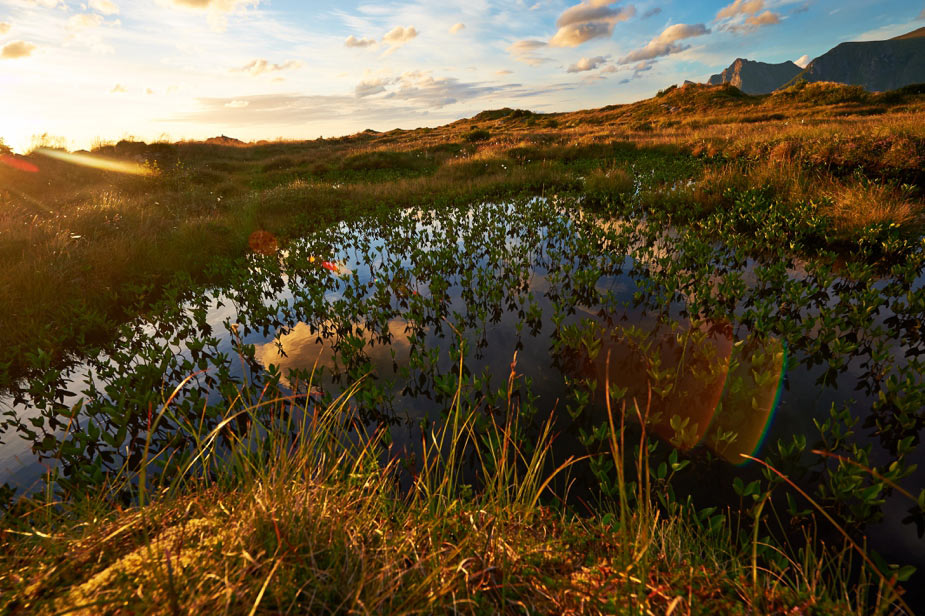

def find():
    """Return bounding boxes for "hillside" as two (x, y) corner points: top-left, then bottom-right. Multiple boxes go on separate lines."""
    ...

(789, 27), (925, 91)
(706, 58), (802, 94)
(891, 25), (925, 40)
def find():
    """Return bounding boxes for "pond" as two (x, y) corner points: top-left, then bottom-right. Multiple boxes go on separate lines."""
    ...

(2, 197), (923, 593)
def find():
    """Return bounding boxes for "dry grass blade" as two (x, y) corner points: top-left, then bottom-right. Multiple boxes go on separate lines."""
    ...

(741, 454), (913, 616)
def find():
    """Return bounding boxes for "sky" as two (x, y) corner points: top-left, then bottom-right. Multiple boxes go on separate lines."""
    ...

(0, 0), (922, 152)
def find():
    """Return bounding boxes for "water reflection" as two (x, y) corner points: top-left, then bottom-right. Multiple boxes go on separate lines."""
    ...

(253, 319), (413, 390)
(0, 198), (921, 589)
(589, 319), (786, 464)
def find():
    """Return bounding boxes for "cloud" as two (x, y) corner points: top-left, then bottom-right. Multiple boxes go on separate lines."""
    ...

(68, 13), (104, 29)
(1, 40), (35, 59)
(232, 58), (302, 76)
(110, 83), (127, 93)
(794, 54), (810, 68)
(567, 55), (608, 72)
(633, 60), (653, 73)
(549, 0), (636, 47)
(496, 69), (513, 75)
(449, 22), (465, 34)
(89, 0), (119, 15)
(169, 0), (259, 31)
(642, 7), (662, 19)
(345, 35), (376, 48)
(745, 10), (779, 26)
(508, 39), (550, 65)
(715, 0), (764, 20)
(715, 0), (780, 31)
(0, 22), (9, 35)
(618, 23), (709, 64)
(170, 0), (257, 9)
(384, 72), (513, 108)
(382, 25), (418, 54)
(352, 71), (518, 108)
(173, 75), (522, 128)
(355, 77), (390, 97)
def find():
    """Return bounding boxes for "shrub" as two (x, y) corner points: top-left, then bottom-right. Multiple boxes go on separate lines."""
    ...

(464, 128), (491, 143)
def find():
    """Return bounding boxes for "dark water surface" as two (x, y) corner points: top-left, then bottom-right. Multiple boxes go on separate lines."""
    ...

(2, 198), (923, 598)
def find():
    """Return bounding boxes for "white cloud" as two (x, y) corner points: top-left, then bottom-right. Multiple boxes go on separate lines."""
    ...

(225, 99), (249, 107)
(449, 22), (465, 34)
(89, 0), (119, 15)
(232, 58), (302, 76)
(352, 71), (515, 108)
(618, 23), (710, 64)
(345, 35), (376, 48)
(68, 14), (104, 29)
(508, 39), (550, 65)
(1, 40), (35, 59)
(549, 0), (636, 47)
(169, 0), (260, 31)
(170, 0), (257, 9)
(794, 54), (810, 68)
(382, 25), (418, 54)
(567, 55), (608, 72)
(0, 22), (10, 35)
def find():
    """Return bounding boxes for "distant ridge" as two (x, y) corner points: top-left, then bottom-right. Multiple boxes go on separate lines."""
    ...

(707, 58), (802, 94)
(786, 27), (925, 92)
(890, 26), (925, 40)
(204, 135), (245, 146)
(700, 27), (925, 95)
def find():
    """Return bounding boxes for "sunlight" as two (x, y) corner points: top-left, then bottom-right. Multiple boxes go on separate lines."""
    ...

(34, 148), (155, 176)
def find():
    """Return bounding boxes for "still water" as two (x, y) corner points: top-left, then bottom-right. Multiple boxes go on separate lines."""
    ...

(2, 198), (922, 594)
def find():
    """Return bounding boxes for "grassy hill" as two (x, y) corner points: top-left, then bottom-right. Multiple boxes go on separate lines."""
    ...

(1, 82), (923, 387)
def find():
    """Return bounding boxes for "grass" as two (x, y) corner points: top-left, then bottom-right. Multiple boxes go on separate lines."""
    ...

(0, 361), (897, 615)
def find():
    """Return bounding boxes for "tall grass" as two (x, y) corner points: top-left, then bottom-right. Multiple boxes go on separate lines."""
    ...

(2, 341), (907, 614)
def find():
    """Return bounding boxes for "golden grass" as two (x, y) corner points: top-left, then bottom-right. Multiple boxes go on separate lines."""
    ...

(825, 181), (923, 231)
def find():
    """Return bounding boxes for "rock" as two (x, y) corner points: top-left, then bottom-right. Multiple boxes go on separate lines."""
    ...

(707, 58), (802, 95)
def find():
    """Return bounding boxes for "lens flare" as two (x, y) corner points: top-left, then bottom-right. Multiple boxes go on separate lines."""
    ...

(0, 154), (39, 173)
(702, 334), (787, 464)
(603, 319), (785, 465)
(736, 340), (788, 464)
(248, 230), (278, 255)
(34, 148), (154, 176)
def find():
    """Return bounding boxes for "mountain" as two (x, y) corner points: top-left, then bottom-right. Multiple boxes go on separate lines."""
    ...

(891, 26), (925, 41)
(787, 27), (925, 92)
(707, 58), (803, 94)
